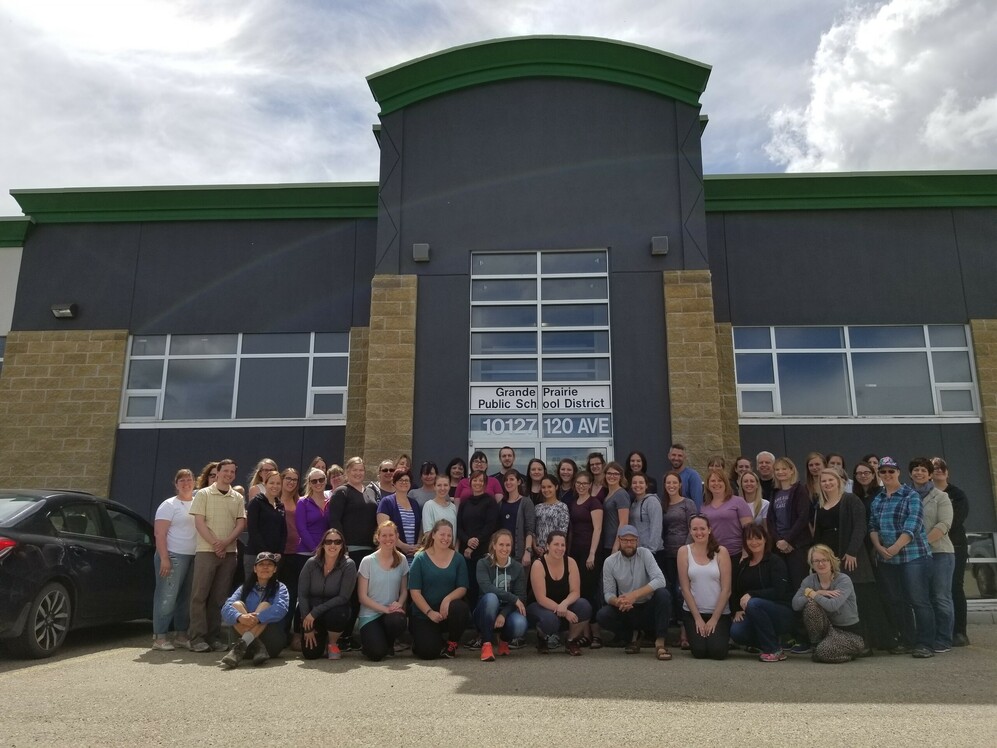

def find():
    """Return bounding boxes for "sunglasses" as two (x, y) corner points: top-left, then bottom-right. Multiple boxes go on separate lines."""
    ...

(323, 538), (344, 546)
(309, 478), (326, 484)
(380, 468), (394, 473)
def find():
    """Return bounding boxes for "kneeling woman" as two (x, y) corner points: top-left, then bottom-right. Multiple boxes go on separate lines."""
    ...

(792, 544), (865, 663)
(474, 529), (528, 661)
(527, 531), (593, 655)
(220, 552), (290, 668)
(408, 520), (470, 659)
(730, 524), (793, 662)
(357, 521), (409, 661)
(298, 528), (357, 660)
(678, 515), (732, 660)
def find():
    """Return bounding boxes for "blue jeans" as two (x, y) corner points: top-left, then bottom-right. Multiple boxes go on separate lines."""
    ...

(878, 555), (935, 649)
(473, 593), (527, 642)
(929, 552), (955, 648)
(152, 552), (195, 636)
(730, 597), (795, 654)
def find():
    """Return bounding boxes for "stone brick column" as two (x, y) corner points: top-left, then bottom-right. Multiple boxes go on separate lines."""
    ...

(970, 319), (997, 516)
(0, 330), (127, 496)
(715, 322), (741, 461)
(361, 275), (417, 471)
(663, 270), (725, 470)
(344, 326), (369, 462)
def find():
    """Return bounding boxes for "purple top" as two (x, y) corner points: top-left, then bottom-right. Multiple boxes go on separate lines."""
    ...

(454, 476), (503, 501)
(701, 495), (753, 557)
(569, 496), (603, 558)
(295, 496), (327, 554)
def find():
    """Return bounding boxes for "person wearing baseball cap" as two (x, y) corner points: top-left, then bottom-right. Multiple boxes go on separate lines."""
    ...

(219, 551), (290, 668)
(596, 525), (672, 660)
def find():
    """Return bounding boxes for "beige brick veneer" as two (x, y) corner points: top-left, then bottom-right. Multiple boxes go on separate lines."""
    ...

(0, 329), (127, 496)
(344, 326), (369, 463)
(970, 319), (997, 516)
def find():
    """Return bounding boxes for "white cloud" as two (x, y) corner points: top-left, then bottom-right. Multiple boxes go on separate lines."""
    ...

(766, 0), (997, 171)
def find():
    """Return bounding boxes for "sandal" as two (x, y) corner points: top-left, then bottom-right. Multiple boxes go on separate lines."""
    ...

(624, 642), (641, 655)
(656, 647), (672, 661)
(589, 636), (603, 650)
(565, 639), (582, 656)
(574, 636), (591, 648)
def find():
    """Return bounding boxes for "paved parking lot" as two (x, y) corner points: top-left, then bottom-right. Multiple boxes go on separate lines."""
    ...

(2, 623), (996, 746)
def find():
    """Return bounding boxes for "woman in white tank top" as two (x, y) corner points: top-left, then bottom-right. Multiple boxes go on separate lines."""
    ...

(678, 514), (732, 660)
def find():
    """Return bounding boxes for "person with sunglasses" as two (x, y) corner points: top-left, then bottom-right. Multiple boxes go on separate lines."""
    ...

(296, 468), (329, 556)
(298, 528), (357, 660)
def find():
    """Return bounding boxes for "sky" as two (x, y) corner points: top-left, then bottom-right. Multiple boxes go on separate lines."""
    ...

(1, 0), (995, 217)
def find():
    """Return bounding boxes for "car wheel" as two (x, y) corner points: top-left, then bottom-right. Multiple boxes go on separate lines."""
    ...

(974, 565), (997, 598)
(11, 582), (72, 659)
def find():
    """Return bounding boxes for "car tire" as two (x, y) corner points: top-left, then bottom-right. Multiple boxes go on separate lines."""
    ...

(10, 582), (72, 659)
(974, 565), (997, 598)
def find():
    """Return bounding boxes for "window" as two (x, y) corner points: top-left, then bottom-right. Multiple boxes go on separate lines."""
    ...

(121, 333), (349, 425)
(733, 325), (979, 420)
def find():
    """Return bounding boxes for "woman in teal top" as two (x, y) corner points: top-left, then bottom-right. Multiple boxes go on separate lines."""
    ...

(357, 521), (409, 661)
(408, 520), (470, 659)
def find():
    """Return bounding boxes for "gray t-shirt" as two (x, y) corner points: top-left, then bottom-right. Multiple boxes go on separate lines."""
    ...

(601, 487), (632, 549)
(408, 486), (435, 507)
(357, 552), (409, 628)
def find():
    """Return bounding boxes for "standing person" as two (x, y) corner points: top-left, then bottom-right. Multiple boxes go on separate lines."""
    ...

(246, 458), (278, 501)
(409, 462), (438, 507)
(868, 456), (936, 658)
(307, 457), (328, 486)
(700, 469), (753, 561)
(326, 465), (345, 493)
(455, 452), (504, 502)
(219, 552), (289, 668)
(629, 473), (664, 568)
(277, 468), (304, 650)
(408, 520), (470, 660)
(755, 451), (776, 501)
(445, 457), (467, 498)
(661, 470), (696, 647)
(792, 545), (865, 663)
(910, 457), (955, 653)
(364, 459), (396, 505)
(678, 514), (732, 660)
(395, 454), (412, 475)
(296, 468), (329, 556)
(528, 531), (592, 655)
(601, 462), (631, 555)
(739, 471), (770, 525)
(498, 470), (536, 570)
(422, 474), (459, 539)
(244, 471), (287, 579)
(357, 522), (409, 662)
(767, 457), (812, 593)
(298, 528), (357, 660)
(625, 451), (656, 494)
(327, 456), (379, 651)
(375, 468), (423, 558)
(586, 452), (608, 502)
(804, 452), (827, 503)
(525, 458), (548, 505)
(932, 457), (970, 647)
(730, 456), (753, 490)
(597, 525), (673, 660)
(196, 462), (220, 490)
(187, 459), (246, 653)
(493, 446), (517, 482)
(667, 443), (703, 510)
(457, 471), (499, 617)
(730, 524), (793, 662)
(152, 469), (197, 651)
(473, 530), (528, 662)
(568, 470), (604, 647)
(535, 474), (571, 556)
(827, 453), (853, 492)
(557, 459), (578, 502)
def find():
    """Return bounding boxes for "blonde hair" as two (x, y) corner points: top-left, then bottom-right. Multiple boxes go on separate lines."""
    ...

(373, 521), (405, 569)
(773, 457), (799, 487)
(808, 544), (841, 575)
(817, 468), (844, 508)
(739, 470), (764, 518)
(486, 529), (514, 566)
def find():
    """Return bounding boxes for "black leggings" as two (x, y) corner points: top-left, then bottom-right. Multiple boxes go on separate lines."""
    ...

(301, 604), (351, 660)
(682, 610), (731, 660)
(409, 600), (470, 660)
(360, 612), (407, 662)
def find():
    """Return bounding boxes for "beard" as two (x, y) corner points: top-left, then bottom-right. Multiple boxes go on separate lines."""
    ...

(621, 546), (637, 557)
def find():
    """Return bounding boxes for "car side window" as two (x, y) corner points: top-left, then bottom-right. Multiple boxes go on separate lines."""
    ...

(106, 508), (152, 545)
(50, 504), (108, 538)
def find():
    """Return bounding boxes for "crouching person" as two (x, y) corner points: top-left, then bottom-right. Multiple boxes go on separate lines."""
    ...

(792, 544), (865, 663)
(220, 552), (289, 668)
(299, 528), (357, 660)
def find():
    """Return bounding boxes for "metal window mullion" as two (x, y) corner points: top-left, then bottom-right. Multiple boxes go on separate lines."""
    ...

(230, 334), (243, 420)
(156, 335), (170, 420)
(922, 324), (943, 416)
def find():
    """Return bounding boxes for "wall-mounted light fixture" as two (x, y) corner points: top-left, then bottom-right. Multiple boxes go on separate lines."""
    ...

(651, 236), (669, 256)
(50, 303), (77, 319)
(413, 243), (430, 262)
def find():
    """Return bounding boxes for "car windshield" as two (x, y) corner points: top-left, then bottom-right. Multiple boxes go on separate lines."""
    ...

(0, 496), (43, 527)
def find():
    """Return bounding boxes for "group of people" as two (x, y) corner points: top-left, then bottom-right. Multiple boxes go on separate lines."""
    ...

(150, 444), (971, 667)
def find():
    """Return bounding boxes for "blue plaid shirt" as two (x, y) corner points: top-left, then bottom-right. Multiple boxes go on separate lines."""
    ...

(868, 483), (931, 564)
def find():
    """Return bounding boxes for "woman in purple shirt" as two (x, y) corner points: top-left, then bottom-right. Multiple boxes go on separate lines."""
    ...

(700, 469), (753, 560)
(296, 468), (329, 554)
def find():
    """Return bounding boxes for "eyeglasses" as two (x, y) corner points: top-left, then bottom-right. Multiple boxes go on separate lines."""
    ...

(605, 471), (622, 477)
(309, 478), (326, 484)
(812, 558), (831, 564)
(283, 477), (298, 482)
(575, 481), (591, 487)
(323, 538), (344, 546)
(878, 468), (898, 474)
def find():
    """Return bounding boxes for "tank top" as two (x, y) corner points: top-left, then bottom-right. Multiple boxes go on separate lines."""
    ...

(541, 555), (570, 604)
(682, 543), (729, 614)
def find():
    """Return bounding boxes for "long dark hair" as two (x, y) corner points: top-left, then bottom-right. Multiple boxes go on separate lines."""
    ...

(238, 566), (280, 605)
(690, 514), (721, 560)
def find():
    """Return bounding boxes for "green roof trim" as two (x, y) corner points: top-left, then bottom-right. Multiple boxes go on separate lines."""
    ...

(704, 171), (997, 212)
(0, 217), (31, 247)
(11, 183), (379, 224)
(367, 36), (711, 115)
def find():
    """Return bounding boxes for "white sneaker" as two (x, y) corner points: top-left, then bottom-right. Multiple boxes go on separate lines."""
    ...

(152, 638), (175, 651)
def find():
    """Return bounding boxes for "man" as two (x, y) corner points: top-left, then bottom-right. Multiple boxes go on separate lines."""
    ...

(492, 446), (516, 482)
(868, 456), (936, 659)
(187, 458), (247, 653)
(409, 461), (438, 507)
(756, 451), (776, 501)
(364, 459), (395, 504)
(597, 525), (672, 659)
(667, 443), (703, 510)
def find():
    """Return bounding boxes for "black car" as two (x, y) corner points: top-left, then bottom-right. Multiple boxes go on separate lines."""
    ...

(0, 490), (155, 658)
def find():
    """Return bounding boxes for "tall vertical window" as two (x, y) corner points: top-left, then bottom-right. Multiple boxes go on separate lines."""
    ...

(121, 332), (349, 425)
(733, 325), (979, 420)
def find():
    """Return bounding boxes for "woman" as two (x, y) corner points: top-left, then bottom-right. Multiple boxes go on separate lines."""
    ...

(326, 465), (345, 493)
(526, 458), (548, 505)
(152, 469), (197, 651)
(277, 468), (304, 649)
(195, 461), (219, 490)
(678, 514), (732, 660)
(707, 455), (727, 474)
(730, 524), (793, 662)
(851, 461), (879, 507)
(395, 454), (412, 474)
(455, 452), (503, 502)
(534, 475), (570, 556)
(630, 473), (663, 566)
(357, 522), (409, 661)
(220, 552), (290, 668)
(527, 531), (592, 655)
(298, 528), (357, 660)
(792, 544), (865, 663)
(445, 457), (467, 498)
(557, 458), (578, 502)
(308, 456), (328, 479)
(474, 529), (528, 661)
(296, 468), (329, 556)
(805, 452), (827, 503)
(601, 462), (631, 554)
(625, 451), (656, 494)
(376, 468), (423, 558)
(245, 470), (287, 578)
(932, 457), (970, 647)
(246, 458), (278, 501)
(730, 455), (753, 489)
(408, 520), (470, 659)
(423, 474), (459, 538)
(586, 452), (608, 502)
(826, 453), (853, 492)
(811, 466), (877, 655)
(661, 470), (696, 645)
(910, 457), (955, 653)
(499, 470), (536, 569)
(739, 470), (770, 525)
(457, 471), (500, 608)
(767, 457), (812, 592)
(568, 470), (604, 647)
(700, 469), (753, 560)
